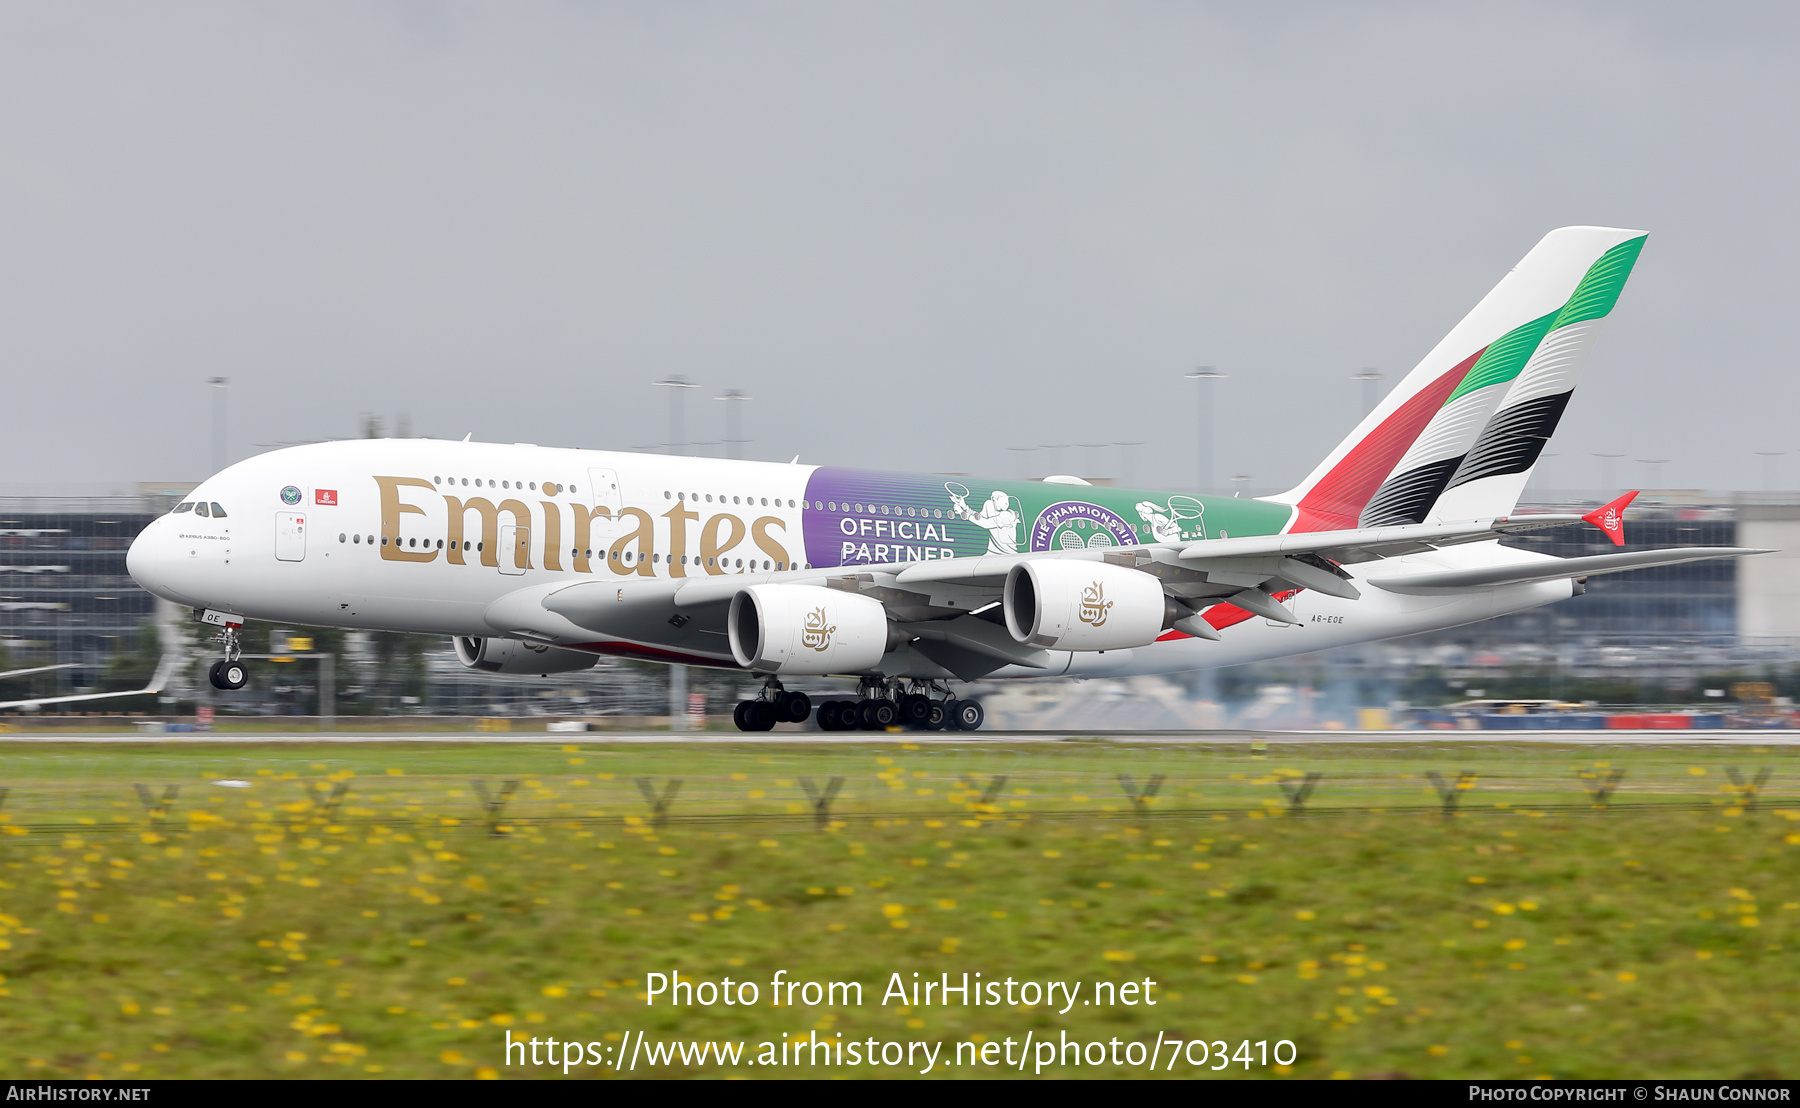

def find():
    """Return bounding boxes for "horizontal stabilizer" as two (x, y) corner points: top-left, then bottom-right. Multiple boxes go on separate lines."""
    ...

(1366, 547), (1770, 595)
(1582, 490), (1639, 547)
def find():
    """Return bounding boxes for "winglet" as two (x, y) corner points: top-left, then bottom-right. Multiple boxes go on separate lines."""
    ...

(1582, 491), (1639, 547)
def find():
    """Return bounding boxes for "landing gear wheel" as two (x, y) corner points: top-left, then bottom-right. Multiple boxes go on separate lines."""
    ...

(950, 698), (984, 731)
(899, 694), (931, 728)
(776, 690), (812, 724)
(859, 699), (897, 731)
(216, 660), (248, 691)
(733, 701), (751, 731)
(746, 701), (777, 732)
(208, 660), (227, 690)
(925, 701), (947, 731)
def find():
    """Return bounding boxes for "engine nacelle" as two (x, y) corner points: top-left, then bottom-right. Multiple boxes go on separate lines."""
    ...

(729, 584), (891, 675)
(1004, 560), (1169, 651)
(453, 636), (599, 675)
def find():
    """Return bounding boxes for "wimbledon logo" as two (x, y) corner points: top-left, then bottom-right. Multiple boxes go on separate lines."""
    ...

(280, 486), (302, 506)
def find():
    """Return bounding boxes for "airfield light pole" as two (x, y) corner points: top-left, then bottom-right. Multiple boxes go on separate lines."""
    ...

(1755, 451), (1784, 493)
(1638, 458), (1670, 490)
(656, 376), (697, 455)
(1007, 446), (1037, 480)
(715, 389), (751, 459)
(1592, 453), (1625, 496)
(656, 375), (699, 730)
(1081, 444), (1111, 482)
(1039, 444), (1070, 476)
(207, 377), (229, 472)
(1351, 369), (1385, 418)
(1185, 368), (1225, 493)
(1114, 442), (1143, 488)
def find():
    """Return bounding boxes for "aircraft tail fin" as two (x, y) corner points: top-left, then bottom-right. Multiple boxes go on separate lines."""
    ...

(1268, 227), (1647, 533)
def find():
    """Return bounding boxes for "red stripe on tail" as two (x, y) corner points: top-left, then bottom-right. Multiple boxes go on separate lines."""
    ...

(1290, 348), (1482, 533)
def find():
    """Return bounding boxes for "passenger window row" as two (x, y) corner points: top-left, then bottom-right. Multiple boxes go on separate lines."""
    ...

(664, 492), (796, 509)
(433, 477), (576, 495)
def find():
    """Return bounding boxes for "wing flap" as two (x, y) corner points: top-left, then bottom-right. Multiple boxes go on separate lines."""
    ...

(1366, 547), (1770, 595)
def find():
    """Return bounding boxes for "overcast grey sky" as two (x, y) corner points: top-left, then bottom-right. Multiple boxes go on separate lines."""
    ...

(3, 2), (1797, 494)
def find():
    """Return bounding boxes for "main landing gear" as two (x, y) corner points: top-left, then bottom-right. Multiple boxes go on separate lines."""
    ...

(732, 681), (813, 732)
(207, 624), (248, 691)
(815, 681), (984, 732)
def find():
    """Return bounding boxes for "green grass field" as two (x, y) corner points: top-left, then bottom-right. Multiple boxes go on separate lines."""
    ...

(0, 740), (1794, 1079)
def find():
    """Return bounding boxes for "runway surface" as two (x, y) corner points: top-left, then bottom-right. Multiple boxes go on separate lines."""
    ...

(3, 729), (1798, 745)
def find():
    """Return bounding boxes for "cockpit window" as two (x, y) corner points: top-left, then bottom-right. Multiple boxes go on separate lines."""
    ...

(210, 503), (227, 518)
(194, 503), (210, 518)
(172, 502), (194, 514)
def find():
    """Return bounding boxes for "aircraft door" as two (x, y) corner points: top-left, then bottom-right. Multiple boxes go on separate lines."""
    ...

(275, 512), (307, 562)
(587, 468), (624, 515)
(497, 524), (529, 575)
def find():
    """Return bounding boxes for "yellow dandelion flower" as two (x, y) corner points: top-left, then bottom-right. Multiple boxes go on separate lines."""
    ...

(1102, 950), (1135, 962)
(1295, 910), (1316, 921)
(1616, 971), (1636, 982)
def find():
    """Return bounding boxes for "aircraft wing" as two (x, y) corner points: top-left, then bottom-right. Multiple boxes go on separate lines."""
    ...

(1365, 547), (1772, 595)
(0, 655), (178, 712)
(498, 513), (1613, 669)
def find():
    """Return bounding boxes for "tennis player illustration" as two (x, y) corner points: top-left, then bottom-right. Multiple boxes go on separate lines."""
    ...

(1136, 496), (1206, 543)
(948, 484), (1022, 555)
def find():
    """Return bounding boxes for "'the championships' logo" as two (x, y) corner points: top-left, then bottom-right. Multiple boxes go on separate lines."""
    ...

(801, 607), (836, 651)
(1077, 581), (1113, 627)
(280, 486), (302, 506)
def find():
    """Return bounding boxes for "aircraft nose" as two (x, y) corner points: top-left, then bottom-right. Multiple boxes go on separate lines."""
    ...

(127, 516), (191, 604)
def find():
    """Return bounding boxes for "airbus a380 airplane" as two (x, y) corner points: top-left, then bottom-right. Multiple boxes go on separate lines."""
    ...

(123, 226), (1765, 731)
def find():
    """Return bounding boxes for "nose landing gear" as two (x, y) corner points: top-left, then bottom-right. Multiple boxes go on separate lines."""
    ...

(731, 681), (812, 732)
(206, 623), (248, 691)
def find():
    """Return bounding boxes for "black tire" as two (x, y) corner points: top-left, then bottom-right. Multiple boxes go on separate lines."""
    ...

(925, 701), (947, 731)
(900, 694), (931, 727)
(779, 691), (812, 724)
(816, 701), (840, 731)
(862, 700), (897, 730)
(747, 701), (777, 731)
(951, 698), (984, 731)
(208, 660), (227, 690)
(221, 661), (249, 690)
(733, 701), (752, 731)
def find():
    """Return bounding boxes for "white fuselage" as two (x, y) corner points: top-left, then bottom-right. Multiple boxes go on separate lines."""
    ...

(126, 440), (1575, 680)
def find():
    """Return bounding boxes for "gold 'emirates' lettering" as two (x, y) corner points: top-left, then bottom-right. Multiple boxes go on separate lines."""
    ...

(570, 503), (610, 574)
(610, 508), (656, 577)
(539, 501), (563, 572)
(367, 476), (795, 577)
(447, 496), (531, 569)
(375, 476), (439, 563)
(662, 500), (699, 578)
(752, 516), (790, 569)
(700, 513), (745, 574)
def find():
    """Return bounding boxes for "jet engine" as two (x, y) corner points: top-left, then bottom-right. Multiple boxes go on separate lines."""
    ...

(729, 584), (891, 675)
(1004, 560), (1170, 651)
(453, 636), (599, 675)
